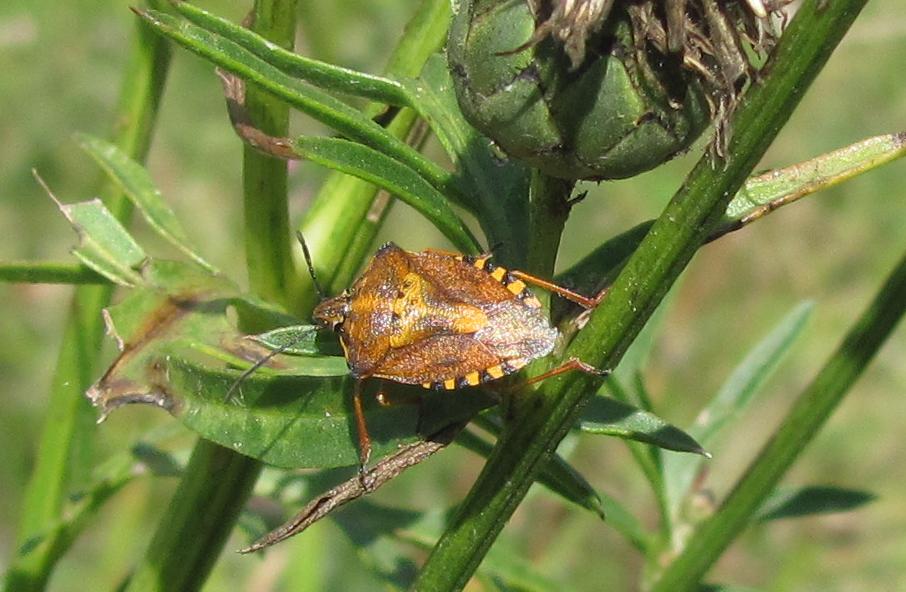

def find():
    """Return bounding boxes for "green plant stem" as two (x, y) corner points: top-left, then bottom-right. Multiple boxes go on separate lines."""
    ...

(651, 248), (906, 590)
(123, 3), (296, 591)
(525, 172), (572, 275)
(5, 10), (170, 592)
(0, 261), (109, 284)
(241, 2), (299, 313)
(411, 1), (868, 590)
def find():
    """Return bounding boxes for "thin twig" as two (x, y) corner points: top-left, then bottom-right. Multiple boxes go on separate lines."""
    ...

(239, 420), (466, 553)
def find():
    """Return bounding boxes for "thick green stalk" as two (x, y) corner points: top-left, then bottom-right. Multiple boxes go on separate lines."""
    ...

(5, 10), (170, 592)
(651, 249), (906, 591)
(241, 0), (300, 313)
(525, 172), (572, 275)
(412, 1), (869, 590)
(123, 2), (296, 590)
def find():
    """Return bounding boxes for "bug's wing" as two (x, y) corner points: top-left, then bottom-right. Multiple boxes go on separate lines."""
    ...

(408, 251), (516, 306)
(343, 243), (411, 377)
(370, 333), (502, 387)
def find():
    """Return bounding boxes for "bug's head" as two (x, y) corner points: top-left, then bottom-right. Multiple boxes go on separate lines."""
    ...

(312, 292), (350, 331)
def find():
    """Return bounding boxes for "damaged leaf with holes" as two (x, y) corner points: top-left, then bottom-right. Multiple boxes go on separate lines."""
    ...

(86, 259), (491, 469)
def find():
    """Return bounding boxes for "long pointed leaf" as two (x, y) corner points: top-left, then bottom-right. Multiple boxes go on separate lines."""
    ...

(76, 133), (217, 272)
(756, 485), (876, 522)
(292, 136), (480, 252)
(172, 1), (411, 106)
(558, 132), (906, 298)
(581, 396), (707, 456)
(135, 8), (452, 193)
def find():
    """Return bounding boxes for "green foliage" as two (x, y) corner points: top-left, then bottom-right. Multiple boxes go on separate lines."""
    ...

(2, 1), (905, 591)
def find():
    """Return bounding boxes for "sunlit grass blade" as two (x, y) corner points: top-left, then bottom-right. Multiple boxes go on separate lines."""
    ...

(171, 0), (412, 106)
(76, 133), (217, 272)
(755, 485), (876, 522)
(662, 301), (813, 521)
(717, 131), (906, 233)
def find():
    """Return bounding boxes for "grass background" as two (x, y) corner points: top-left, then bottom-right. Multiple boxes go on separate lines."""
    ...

(0, 1), (904, 590)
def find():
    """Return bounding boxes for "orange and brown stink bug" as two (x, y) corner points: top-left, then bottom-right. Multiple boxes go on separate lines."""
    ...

(305, 239), (606, 475)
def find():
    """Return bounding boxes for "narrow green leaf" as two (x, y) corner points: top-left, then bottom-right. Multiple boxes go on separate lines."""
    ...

(558, 132), (906, 301)
(76, 133), (217, 272)
(0, 261), (109, 285)
(135, 8), (452, 192)
(755, 485), (876, 522)
(598, 375), (665, 512)
(47, 190), (146, 287)
(718, 131), (906, 232)
(663, 302), (814, 519)
(172, 1), (412, 106)
(292, 136), (480, 253)
(698, 585), (763, 592)
(580, 396), (707, 456)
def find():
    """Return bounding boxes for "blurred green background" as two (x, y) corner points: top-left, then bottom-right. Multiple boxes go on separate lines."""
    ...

(1, 1), (904, 590)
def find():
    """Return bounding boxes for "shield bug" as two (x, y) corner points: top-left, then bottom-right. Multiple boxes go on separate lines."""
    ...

(303, 239), (606, 475)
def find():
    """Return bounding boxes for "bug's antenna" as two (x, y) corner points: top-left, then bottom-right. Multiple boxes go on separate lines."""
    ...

(223, 339), (299, 404)
(296, 231), (325, 299)
(224, 234), (327, 406)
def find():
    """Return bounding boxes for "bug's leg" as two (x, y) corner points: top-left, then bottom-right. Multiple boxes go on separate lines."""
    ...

(521, 357), (609, 387)
(509, 270), (610, 310)
(352, 379), (375, 491)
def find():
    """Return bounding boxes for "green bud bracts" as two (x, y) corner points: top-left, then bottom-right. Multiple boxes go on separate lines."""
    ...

(448, 0), (711, 180)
